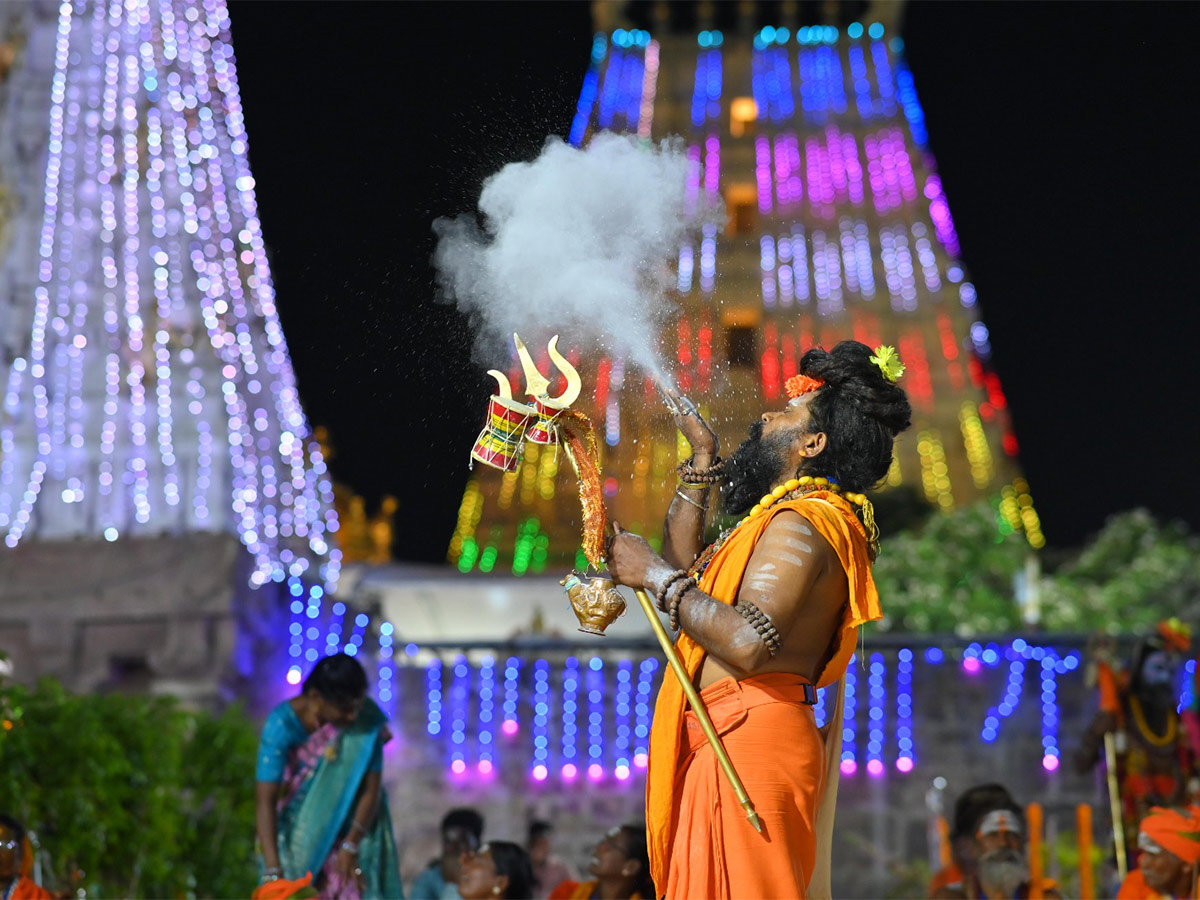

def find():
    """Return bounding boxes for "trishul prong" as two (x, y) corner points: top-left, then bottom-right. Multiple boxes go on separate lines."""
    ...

(512, 333), (582, 411)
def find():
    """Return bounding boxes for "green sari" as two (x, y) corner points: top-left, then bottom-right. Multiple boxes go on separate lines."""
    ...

(270, 699), (403, 899)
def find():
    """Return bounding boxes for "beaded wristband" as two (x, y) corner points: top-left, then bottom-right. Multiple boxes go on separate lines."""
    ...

(667, 578), (695, 632)
(676, 456), (726, 485)
(654, 569), (691, 614)
(735, 600), (782, 657)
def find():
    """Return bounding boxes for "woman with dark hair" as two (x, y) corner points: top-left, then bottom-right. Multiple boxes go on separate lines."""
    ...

(254, 653), (402, 898)
(548, 824), (654, 899)
(458, 842), (534, 900)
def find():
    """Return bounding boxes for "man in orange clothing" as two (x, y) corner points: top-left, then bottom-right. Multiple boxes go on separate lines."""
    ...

(1117, 806), (1200, 900)
(0, 817), (53, 900)
(609, 341), (911, 899)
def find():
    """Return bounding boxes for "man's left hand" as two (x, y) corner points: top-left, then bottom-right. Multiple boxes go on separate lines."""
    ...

(607, 524), (670, 590)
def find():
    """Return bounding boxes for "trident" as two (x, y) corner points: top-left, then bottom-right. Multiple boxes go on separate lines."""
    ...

(471, 334), (763, 833)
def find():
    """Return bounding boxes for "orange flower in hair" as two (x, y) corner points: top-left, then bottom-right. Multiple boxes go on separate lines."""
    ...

(785, 374), (825, 400)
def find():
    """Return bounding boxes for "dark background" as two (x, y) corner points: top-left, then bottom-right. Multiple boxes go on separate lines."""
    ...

(227, 1), (1200, 562)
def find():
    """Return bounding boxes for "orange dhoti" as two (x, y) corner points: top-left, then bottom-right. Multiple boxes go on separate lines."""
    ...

(647, 493), (881, 899)
(667, 673), (825, 900)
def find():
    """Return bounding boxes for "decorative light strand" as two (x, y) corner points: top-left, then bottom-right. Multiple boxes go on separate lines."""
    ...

(867, 652), (886, 777)
(895, 649), (915, 772)
(449, 656), (470, 776)
(840, 654), (858, 775)
(560, 657), (580, 781)
(586, 657), (605, 781)
(477, 657), (496, 776)
(633, 657), (657, 768)
(502, 656), (520, 737)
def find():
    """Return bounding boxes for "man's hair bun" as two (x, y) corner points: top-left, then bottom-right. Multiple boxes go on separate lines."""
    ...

(799, 341), (913, 492)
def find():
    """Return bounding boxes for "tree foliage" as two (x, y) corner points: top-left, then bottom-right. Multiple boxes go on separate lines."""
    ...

(0, 677), (258, 898)
(873, 502), (1200, 634)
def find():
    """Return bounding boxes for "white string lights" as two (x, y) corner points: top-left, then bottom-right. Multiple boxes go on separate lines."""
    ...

(1, 0), (339, 610)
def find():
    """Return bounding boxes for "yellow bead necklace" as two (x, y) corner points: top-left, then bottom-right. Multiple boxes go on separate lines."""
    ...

(738, 475), (870, 527)
(1129, 694), (1179, 748)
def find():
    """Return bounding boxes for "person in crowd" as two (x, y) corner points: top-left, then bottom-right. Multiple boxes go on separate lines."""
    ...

(932, 805), (1061, 899)
(1076, 621), (1196, 870)
(527, 821), (573, 899)
(928, 783), (1018, 897)
(411, 809), (485, 900)
(1117, 806), (1200, 899)
(0, 816), (52, 900)
(457, 842), (534, 900)
(548, 824), (654, 900)
(255, 653), (402, 898)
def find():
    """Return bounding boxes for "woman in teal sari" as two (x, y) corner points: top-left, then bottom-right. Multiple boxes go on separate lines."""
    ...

(256, 653), (403, 899)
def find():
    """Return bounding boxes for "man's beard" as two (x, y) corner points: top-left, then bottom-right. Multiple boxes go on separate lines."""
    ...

(721, 421), (798, 516)
(977, 848), (1029, 898)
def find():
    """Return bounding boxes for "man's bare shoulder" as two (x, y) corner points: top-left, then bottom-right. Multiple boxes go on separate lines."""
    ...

(758, 509), (838, 565)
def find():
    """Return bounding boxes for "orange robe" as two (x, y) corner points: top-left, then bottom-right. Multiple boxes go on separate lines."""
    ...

(8, 877), (53, 900)
(1116, 869), (1169, 900)
(646, 492), (882, 899)
(548, 881), (645, 900)
(928, 864), (964, 897)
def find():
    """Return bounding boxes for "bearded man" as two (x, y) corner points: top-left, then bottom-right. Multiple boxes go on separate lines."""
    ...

(1117, 806), (1200, 899)
(608, 341), (910, 899)
(932, 807), (1061, 900)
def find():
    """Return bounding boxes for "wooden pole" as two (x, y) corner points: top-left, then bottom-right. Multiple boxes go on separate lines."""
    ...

(1077, 803), (1094, 900)
(1027, 802), (1044, 900)
(1104, 732), (1129, 881)
(632, 588), (763, 833)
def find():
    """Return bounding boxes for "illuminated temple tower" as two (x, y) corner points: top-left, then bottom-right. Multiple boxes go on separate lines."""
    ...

(449, 3), (1043, 574)
(0, 0), (339, 693)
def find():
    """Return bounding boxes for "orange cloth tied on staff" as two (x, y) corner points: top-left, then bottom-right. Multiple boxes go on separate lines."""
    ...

(646, 492), (881, 899)
(1141, 806), (1200, 864)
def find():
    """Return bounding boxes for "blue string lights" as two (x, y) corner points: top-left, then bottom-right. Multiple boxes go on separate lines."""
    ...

(586, 657), (605, 781)
(426, 659), (443, 738)
(841, 654), (858, 776)
(867, 653), (886, 777)
(896, 648), (914, 773)
(377, 621), (394, 711)
(561, 657), (580, 781)
(502, 656), (521, 737)
(634, 657), (658, 769)
(477, 657), (496, 776)
(391, 644), (1161, 784)
(532, 659), (551, 782)
(448, 656), (471, 777)
(615, 659), (634, 781)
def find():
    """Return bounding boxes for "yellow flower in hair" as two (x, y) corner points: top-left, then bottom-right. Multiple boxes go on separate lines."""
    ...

(870, 345), (905, 382)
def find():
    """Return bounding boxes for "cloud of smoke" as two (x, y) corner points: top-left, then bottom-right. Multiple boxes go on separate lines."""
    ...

(433, 133), (719, 382)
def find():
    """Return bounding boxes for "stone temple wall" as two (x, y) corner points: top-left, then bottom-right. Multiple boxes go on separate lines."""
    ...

(0, 533), (291, 709)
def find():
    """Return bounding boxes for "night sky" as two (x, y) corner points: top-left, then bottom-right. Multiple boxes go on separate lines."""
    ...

(227, 1), (1200, 563)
